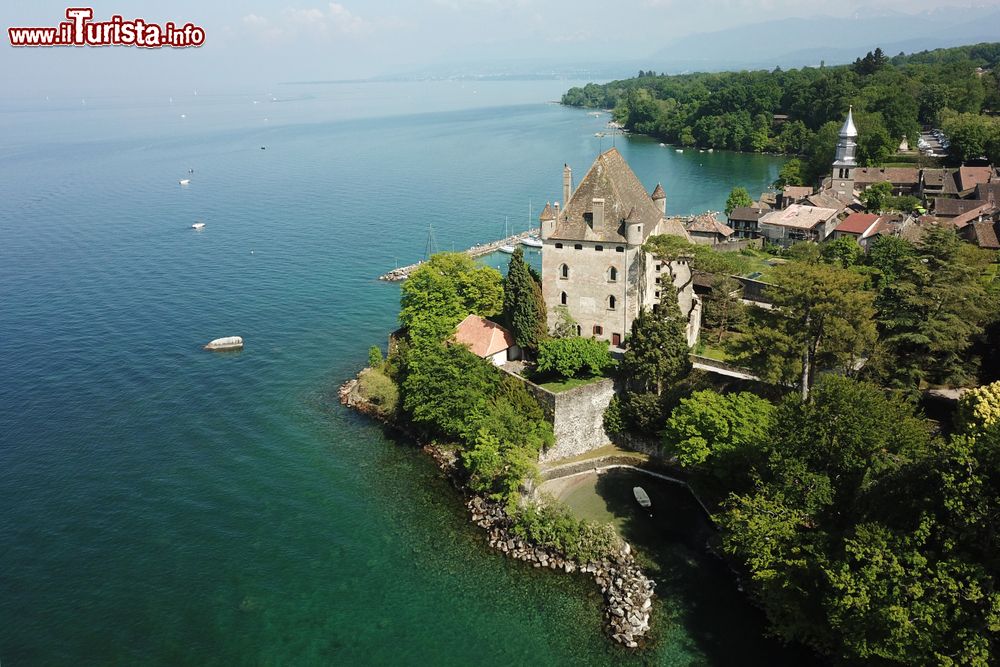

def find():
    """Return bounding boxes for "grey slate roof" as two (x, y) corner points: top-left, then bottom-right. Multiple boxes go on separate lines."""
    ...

(551, 148), (672, 243)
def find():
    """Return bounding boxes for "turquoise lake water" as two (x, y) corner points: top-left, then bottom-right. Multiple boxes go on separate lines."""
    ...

(0, 81), (797, 665)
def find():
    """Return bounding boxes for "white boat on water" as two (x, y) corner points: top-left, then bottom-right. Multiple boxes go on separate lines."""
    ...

(498, 245), (515, 254)
(633, 486), (652, 509)
(204, 336), (243, 351)
(191, 222), (205, 230)
(179, 179), (191, 185)
(520, 236), (543, 248)
(675, 149), (684, 153)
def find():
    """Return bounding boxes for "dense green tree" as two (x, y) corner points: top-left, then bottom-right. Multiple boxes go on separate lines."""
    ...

(620, 303), (691, 396)
(727, 262), (876, 398)
(462, 376), (553, 502)
(717, 376), (939, 660)
(402, 342), (500, 440)
(400, 252), (503, 343)
(773, 158), (805, 189)
(535, 337), (614, 380)
(502, 246), (547, 352)
(701, 276), (747, 344)
(725, 186), (754, 216)
(873, 226), (996, 388)
(663, 390), (775, 481)
(821, 236), (863, 268)
(860, 181), (894, 212)
(865, 235), (914, 286)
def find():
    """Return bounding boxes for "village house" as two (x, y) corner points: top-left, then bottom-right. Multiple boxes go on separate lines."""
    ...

(727, 206), (767, 239)
(684, 214), (736, 245)
(778, 185), (813, 209)
(453, 314), (521, 366)
(831, 212), (881, 246)
(758, 204), (840, 247)
(539, 148), (700, 349)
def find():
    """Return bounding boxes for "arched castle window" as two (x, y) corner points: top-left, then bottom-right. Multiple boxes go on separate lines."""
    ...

(608, 295), (617, 310)
(560, 264), (569, 279)
(560, 291), (567, 305)
(608, 267), (618, 282)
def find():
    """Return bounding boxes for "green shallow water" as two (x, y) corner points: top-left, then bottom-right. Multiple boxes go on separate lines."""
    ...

(0, 81), (799, 665)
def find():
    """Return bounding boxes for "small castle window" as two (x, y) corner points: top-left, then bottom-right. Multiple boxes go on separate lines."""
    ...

(655, 277), (661, 284)
(593, 325), (603, 336)
(560, 291), (567, 305)
(595, 245), (603, 252)
(655, 291), (660, 298)
(576, 325), (582, 336)
(656, 264), (662, 271)
(560, 264), (569, 279)
(637, 226), (642, 233)
(555, 242), (563, 249)
(615, 246), (624, 253)
(574, 244), (583, 250)
(608, 295), (617, 310)
(608, 267), (618, 282)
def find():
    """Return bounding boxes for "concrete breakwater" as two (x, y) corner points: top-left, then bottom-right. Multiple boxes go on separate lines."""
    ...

(378, 228), (540, 282)
(338, 374), (656, 648)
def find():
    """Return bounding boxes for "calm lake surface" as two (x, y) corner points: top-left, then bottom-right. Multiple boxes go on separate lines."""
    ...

(0, 80), (791, 665)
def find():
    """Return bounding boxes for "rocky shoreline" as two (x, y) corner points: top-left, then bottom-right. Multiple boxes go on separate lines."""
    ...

(339, 376), (656, 648)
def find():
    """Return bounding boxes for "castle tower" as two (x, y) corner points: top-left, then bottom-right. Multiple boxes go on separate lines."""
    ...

(539, 202), (556, 240)
(625, 206), (643, 246)
(651, 183), (666, 216)
(832, 106), (858, 198)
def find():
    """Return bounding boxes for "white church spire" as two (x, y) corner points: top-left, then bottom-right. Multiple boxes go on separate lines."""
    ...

(833, 106), (858, 167)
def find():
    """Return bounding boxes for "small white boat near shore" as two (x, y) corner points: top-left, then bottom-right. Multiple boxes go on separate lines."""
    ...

(179, 179), (191, 185)
(633, 486), (652, 509)
(498, 245), (515, 254)
(520, 236), (543, 248)
(191, 222), (205, 230)
(675, 149), (683, 153)
(204, 336), (243, 351)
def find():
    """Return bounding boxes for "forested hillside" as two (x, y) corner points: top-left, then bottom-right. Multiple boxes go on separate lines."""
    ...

(564, 43), (1000, 183)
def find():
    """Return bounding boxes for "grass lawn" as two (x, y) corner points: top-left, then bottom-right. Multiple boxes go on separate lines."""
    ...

(537, 375), (606, 393)
(693, 340), (730, 361)
(732, 249), (783, 281)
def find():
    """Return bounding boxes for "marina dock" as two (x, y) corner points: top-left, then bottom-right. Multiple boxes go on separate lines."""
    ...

(378, 228), (541, 281)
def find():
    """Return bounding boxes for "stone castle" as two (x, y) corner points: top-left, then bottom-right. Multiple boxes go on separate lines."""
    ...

(538, 148), (700, 349)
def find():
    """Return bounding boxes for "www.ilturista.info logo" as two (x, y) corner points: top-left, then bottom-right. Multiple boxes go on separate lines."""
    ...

(8, 8), (205, 48)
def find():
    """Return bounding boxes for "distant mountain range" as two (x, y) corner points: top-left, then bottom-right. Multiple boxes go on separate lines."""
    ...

(374, 6), (1000, 82)
(648, 6), (1000, 72)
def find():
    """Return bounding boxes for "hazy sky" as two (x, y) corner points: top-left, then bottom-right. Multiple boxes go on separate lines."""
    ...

(4, 0), (1000, 95)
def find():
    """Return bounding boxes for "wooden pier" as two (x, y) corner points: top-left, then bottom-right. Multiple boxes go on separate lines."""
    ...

(378, 228), (541, 282)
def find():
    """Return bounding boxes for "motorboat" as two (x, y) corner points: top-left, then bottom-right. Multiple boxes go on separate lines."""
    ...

(179, 179), (190, 185)
(191, 222), (205, 230)
(204, 336), (243, 351)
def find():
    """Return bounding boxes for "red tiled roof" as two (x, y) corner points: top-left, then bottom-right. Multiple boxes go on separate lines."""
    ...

(933, 198), (986, 217)
(968, 221), (1000, 249)
(835, 213), (879, 235)
(453, 315), (515, 358)
(959, 166), (993, 192)
(950, 203), (996, 230)
(855, 167), (920, 185)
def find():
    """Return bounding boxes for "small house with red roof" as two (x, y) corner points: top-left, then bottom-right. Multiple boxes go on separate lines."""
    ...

(453, 314), (521, 366)
(831, 212), (880, 245)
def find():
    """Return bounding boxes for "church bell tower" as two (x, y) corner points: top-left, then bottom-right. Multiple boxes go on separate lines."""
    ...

(832, 106), (858, 198)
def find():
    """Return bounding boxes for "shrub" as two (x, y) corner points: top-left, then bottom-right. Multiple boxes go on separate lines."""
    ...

(535, 337), (614, 380)
(368, 345), (384, 369)
(513, 500), (622, 563)
(357, 368), (399, 416)
(603, 394), (625, 434)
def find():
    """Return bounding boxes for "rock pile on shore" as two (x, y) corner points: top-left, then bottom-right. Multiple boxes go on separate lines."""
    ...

(340, 376), (656, 648)
(465, 494), (655, 648)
